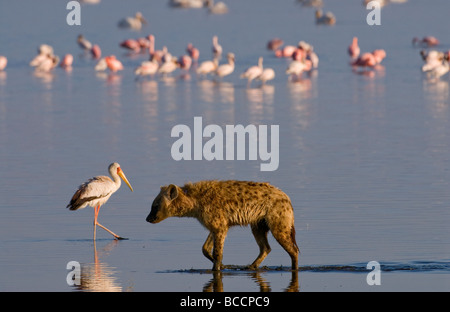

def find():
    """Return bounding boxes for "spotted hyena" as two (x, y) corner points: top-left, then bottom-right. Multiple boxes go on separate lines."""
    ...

(146, 180), (299, 271)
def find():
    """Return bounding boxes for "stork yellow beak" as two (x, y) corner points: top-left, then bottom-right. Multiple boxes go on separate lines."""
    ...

(118, 170), (133, 192)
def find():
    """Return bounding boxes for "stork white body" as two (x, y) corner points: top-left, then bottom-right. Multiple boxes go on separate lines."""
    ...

(67, 162), (133, 240)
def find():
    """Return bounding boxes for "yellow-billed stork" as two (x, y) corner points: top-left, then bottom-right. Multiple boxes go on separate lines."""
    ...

(67, 163), (133, 240)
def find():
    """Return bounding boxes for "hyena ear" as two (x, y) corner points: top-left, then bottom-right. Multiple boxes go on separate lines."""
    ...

(167, 184), (179, 200)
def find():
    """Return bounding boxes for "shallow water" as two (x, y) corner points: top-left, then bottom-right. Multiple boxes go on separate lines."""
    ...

(0, 0), (450, 292)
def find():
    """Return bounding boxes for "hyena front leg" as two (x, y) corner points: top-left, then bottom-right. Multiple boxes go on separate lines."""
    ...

(212, 229), (227, 271)
(249, 220), (271, 270)
(202, 233), (214, 263)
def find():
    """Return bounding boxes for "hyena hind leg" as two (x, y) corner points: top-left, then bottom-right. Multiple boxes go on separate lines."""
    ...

(271, 225), (299, 271)
(248, 220), (271, 270)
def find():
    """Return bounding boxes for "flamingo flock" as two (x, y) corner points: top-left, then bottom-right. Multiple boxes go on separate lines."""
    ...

(0, 3), (447, 87)
(3, 31), (447, 85)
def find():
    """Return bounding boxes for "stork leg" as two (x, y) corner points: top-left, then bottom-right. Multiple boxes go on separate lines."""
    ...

(96, 222), (127, 240)
(93, 205), (128, 240)
(93, 205), (100, 241)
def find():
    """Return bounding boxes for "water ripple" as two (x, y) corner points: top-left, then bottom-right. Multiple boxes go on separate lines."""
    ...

(162, 260), (450, 274)
(301, 261), (450, 273)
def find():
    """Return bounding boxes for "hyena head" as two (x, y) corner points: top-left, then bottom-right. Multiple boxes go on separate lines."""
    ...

(146, 184), (192, 223)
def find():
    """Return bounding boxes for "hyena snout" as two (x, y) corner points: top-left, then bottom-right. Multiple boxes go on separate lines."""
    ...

(146, 201), (163, 223)
(147, 184), (179, 223)
(146, 211), (158, 223)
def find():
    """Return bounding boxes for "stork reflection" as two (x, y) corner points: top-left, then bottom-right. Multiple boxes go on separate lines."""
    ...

(71, 240), (128, 292)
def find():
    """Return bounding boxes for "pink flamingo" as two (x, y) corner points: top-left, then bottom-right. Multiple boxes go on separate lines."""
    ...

(30, 44), (55, 67)
(296, 41), (319, 69)
(91, 44), (101, 59)
(215, 52), (235, 78)
(135, 60), (159, 78)
(148, 35), (165, 64)
(307, 50), (319, 69)
(59, 54), (74, 68)
(137, 35), (152, 49)
(212, 35), (222, 58)
(267, 38), (284, 51)
(186, 43), (200, 62)
(160, 46), (173, 64)
(292, 48), (306, 62)
(30, 45), (59, 73)
(94, 58), (107, 71)
(178, 55), (192, 71)
(37, 44), (54, 57)
(428, 62), (449, 79)
(421, 50), (449, 79)
(412, 36), (439, 48)
(77, 34), (92, 51)
(286, 59), (312, 78)
(275, 45), (296, 58)
(315, 9), (336, 25)
(120, 39), (141, 52)
(158, 59), (179, 75)
(240, 57), (264, 87)
(77, 35), (101, 59)
(30, 53), (48, 67)
(206, 0), (228, 14)
(420, 50), (447, 72)
(0, 56), (7, 71)
(258, 68), (275, 85)
(36, 55), (59, 72)
(196, 58), (219, 76)
(351, 52), (377, 69)
(105, 55), (124, 72)
(348, 37), (360, 59)
(372, 49), (386, 64)
(118, 12), (147, 30)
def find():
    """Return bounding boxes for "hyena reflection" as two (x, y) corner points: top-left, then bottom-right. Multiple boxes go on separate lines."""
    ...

(146, 180), (299, 271)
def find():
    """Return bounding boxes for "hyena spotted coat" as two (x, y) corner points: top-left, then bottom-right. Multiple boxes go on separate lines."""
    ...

(146, 180), (299, 271)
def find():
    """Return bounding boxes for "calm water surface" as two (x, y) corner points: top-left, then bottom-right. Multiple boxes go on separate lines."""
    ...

(0, 0), (450, 291)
